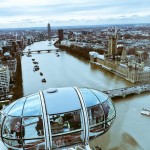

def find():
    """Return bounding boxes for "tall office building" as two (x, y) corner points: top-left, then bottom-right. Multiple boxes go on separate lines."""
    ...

(0, 65), (10, 98)
(47, 23), (51, 41)
(58, 29), (64, 43)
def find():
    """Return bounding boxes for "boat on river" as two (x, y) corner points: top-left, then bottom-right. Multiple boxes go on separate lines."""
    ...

(40, 72), (43, 76)
(41, 78), (46, 83)
(33, 65), (40, 71)
(33, 61), (38, 64)
(141, 108), (150, 116)
(27, 54), (32, 57)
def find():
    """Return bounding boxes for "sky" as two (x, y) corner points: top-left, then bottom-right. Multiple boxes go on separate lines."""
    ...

(0, 0), (150, 28)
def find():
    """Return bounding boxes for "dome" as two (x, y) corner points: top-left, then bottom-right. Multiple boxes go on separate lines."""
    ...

(0, 87), (116, 150)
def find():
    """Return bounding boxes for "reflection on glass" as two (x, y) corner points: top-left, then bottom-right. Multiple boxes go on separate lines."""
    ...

(2, 116), (22, 139)
(8, 98), (26, 116)
(88, 105), (104, 126)
(50, 111), (81, 134)
(23, 116), (44, 139)
(52, 132), (82, 148)
(3, 100), (18, 115)
(102, 99), (115, 121)
(88, 105), (105, 140)
(35, 116), (44, 136)
(23, 139), (45, 150)
(0, 113), (3, 134)
(0, 113), (4, 126)
(91, 89), (107, 103)
(23, 94), (42, 116)
(79, 88), (100, 107)
(105, 120), (113, 132)
(3, 139), (22, 148)
(89, 124), (104, 140)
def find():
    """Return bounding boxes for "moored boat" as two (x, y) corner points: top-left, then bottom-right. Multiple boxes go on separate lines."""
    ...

(33, 65), (40, 71)
(41, 78), (46, 83)
(27, 54), (32, 57)
(141, 108), (150, 116)
(33, 61), (38, 64)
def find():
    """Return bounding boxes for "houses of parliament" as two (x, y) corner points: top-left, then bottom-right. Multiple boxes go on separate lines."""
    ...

(89, 33), (150, 83)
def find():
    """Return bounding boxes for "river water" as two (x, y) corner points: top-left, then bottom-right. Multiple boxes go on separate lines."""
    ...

(21, 40), (150, 150)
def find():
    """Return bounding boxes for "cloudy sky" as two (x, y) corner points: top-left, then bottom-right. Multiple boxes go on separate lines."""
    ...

(0, 0), (150, 28)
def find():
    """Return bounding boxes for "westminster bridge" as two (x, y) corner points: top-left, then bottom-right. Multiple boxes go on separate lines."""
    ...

(5, 84), (150, 102)
(18, 49), (59, 55)
(103, 84), (150, 98)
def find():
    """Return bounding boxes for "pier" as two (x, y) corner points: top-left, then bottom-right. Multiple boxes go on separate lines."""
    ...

(103, 84), (150, 98)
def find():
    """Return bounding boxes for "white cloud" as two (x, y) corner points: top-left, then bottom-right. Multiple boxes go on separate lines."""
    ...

(0, 0), (149, 28)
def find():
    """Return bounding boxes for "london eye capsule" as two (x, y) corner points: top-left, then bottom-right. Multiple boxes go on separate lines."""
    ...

(0, 87), (116, 150)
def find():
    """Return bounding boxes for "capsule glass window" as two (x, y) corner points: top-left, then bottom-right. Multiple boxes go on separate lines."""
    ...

(49, 110), (82, 135)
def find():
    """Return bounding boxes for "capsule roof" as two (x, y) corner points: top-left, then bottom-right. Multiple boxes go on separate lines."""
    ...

(3, 87), (108, 116)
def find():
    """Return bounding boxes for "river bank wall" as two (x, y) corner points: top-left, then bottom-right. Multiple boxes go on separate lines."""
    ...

(55, 42), (104, 61)
(11, 55), (23, 101)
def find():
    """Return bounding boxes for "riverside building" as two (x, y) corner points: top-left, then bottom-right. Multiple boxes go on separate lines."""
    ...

(89, 35), (150, 83)
(0, 65), (10, 98)
(58, 29), (64, 43)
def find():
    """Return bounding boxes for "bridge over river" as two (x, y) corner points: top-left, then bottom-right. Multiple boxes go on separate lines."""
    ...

(103, 84), (150, 98)
(2, 84), (149, 102)
(18, 49), (59, 55)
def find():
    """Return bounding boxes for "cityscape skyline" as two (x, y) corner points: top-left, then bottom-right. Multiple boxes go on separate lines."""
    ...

(0, 6), (150, 148)
(0, 0), (150, 28)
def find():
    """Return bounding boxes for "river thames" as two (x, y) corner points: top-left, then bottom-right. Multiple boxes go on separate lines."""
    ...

(21, 40), (150, 150)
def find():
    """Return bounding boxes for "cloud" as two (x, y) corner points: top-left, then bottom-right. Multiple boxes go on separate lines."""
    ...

(0, 0), (150, 28)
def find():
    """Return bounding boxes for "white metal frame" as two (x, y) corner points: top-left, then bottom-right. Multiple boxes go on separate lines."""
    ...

(39, 91), (51, 150)
(39, 88), (92, 150)
(74, 87), (90, 145)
